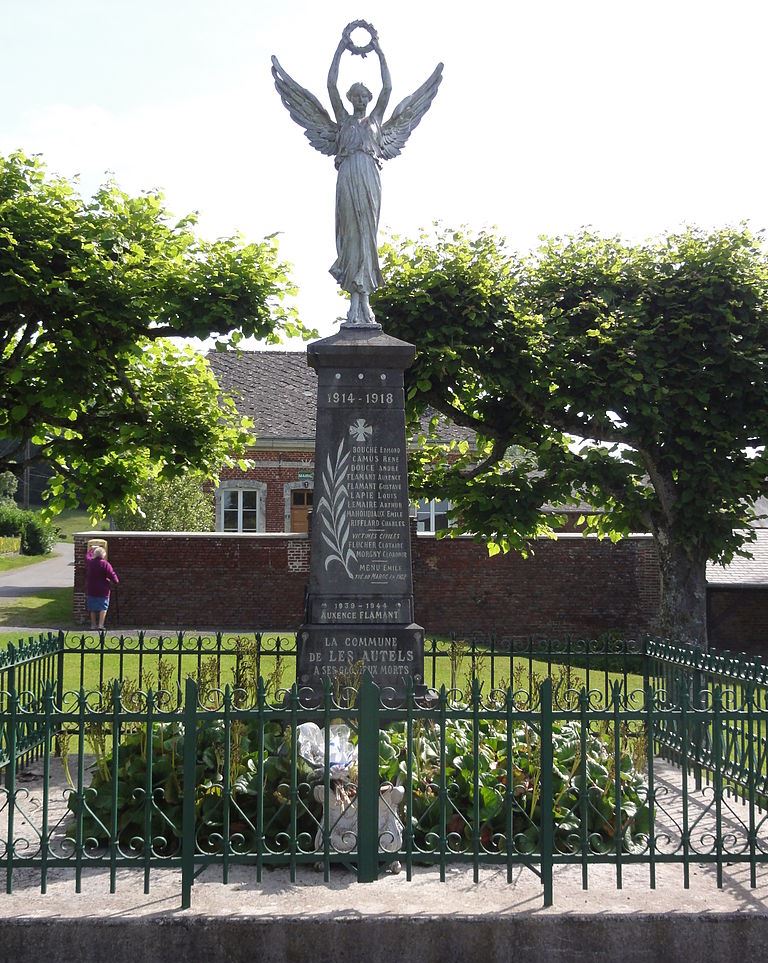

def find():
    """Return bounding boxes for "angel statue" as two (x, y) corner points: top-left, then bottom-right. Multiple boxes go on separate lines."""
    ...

(272, 21), (443, 327)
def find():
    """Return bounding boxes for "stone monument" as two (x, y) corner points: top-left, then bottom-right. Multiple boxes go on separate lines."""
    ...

(271, 21), (443, 700)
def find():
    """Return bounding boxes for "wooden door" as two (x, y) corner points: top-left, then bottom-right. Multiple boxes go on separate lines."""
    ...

(290, 489), (313, 533)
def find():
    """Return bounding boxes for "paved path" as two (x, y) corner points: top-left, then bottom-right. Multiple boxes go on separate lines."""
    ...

(0, 542), (74, 597)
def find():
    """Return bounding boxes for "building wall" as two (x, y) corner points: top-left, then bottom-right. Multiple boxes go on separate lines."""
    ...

(74, 533), (309, 629)
(74, 529), (664, 639)
(413, 533), (661, 640)
(217, 450), (314, 532)
(707, 588), (768, 654)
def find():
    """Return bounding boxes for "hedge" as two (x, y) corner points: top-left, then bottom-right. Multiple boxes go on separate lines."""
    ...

(0, 504), (58, 555)
(0, 535), (20, 555)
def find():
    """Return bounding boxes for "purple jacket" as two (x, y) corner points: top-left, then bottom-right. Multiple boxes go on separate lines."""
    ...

(85, 556), (119, 598)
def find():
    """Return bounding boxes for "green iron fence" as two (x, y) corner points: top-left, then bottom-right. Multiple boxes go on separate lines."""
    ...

(1, 632), (768, 907)
(647, 639), (768, 801)
(0, 633), (62, 770)
(17, 630), (648, 700)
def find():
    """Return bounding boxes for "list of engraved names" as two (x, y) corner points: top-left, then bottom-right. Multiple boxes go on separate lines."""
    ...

(347, 440), (408, 584)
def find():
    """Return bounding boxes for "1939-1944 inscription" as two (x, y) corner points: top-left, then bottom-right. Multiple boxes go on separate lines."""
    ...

(297, 327), (424, 700)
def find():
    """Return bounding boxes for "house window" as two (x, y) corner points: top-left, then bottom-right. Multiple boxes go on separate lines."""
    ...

(416, 498), (452, 534)
(216, 481), (266, 532)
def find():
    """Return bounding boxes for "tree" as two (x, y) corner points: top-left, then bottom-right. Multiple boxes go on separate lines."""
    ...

(0, 470), (17, 503)
(0, 151), (309, 516)
(110, 473), (214, 531)
(373, 226), (768, 646)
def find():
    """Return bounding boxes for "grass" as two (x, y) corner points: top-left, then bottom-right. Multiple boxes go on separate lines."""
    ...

(0, 587), (73, 629)
(0, 629), (645, 704)
(0, 552), (56, 574)
(53, 509), (108, 541)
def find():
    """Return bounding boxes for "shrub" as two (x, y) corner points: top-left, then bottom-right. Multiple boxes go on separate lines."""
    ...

(0, 471), (18, 503)
(19, 513), (59, 555)
(0, 536), (20, 555)
(111, 474), (214, 532)
(0, 502), (25, 537)
(0, 503), (58, 554)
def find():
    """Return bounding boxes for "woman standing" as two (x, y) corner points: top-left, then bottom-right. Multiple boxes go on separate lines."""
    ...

(85, 546), (119, 630)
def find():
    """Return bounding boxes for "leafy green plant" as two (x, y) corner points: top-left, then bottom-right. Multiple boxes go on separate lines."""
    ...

(74, 684), (648, 860)
(0, 503), (58, 554)
(110, 473), (214, 532)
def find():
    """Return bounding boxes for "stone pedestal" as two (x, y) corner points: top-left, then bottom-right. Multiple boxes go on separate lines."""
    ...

(297, 326), (424, 701)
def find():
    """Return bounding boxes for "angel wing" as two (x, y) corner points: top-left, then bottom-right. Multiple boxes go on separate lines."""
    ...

(381, 63), (444, 161)
(271, 56), (339, 157)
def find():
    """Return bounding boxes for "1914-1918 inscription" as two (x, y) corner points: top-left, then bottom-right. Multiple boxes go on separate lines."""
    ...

(297, 327), (424, 700)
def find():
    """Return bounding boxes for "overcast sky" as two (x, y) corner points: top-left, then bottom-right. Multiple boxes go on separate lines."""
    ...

(3, 0), (767, 342)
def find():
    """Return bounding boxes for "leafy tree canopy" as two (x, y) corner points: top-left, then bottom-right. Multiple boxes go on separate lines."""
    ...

(110, 473), (214, 532)
(373, 225), (768, 643)
(0, 151), (310, 516)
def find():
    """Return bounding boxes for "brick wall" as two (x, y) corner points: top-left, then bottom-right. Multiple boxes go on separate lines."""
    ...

(708, 587), (768, 653)
(412, 532), (661, 640)
(74, 529), (664, 638)
(75, 533), (309, 629)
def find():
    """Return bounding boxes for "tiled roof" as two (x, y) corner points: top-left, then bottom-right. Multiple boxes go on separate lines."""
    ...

(707, 530), (768, 585)
(207, 351), (316, 440)
(206, 350), (474, 445)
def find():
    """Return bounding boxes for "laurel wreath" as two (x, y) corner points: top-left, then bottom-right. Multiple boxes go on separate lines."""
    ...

(316, 437), (357, 578)
(342, 20), (378, 57)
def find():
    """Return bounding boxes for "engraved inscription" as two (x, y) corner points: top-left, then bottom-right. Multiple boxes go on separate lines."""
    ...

(326, 391), (395, 407)
(346, 440), (409, 583)
(305, 634), (417, 681)
(314, 597), (410, 623)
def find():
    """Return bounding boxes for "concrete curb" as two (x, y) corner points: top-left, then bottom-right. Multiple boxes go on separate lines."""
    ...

(1, 913), (766, 963)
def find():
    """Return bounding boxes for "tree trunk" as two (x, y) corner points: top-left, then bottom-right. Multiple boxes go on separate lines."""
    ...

(653, 528), (708, 648)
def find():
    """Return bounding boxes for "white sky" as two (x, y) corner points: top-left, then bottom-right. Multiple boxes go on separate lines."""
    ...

(3, 0), (767, 342)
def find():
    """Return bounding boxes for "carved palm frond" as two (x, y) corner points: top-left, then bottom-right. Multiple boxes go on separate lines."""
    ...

(317, 437), (357, 578)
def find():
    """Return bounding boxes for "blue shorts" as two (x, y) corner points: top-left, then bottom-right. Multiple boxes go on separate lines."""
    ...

(86, 596), (110, 612)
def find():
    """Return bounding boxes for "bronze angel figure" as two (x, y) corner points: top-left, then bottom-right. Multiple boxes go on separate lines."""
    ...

(272, 21), (443, 326)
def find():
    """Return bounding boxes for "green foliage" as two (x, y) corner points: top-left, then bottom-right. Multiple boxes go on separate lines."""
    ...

(0, 503), (24, 537)
(0, 151), (313, 517)
(0, 502), (58, 554)
(74, 685), (648, 857)
(381, 714), (648, 854)
(110, 473), (214, 532)
(19, 512), (58, 554)
(373, 225), (768, 640)
(0, 471), (17, 503)
(0, 536), (20, 555)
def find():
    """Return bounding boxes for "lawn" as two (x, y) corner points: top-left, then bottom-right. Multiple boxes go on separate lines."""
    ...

(53, 509), (108, 541)
(0, 629), (645, 704)
(0, 552), (55, 574)
(0, 587), (73, 629)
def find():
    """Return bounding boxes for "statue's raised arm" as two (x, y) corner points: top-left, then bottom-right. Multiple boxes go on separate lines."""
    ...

(272, 22), (443, 327)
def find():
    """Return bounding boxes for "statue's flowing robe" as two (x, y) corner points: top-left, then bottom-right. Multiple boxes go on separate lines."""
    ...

(330, 116), (383, 296)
